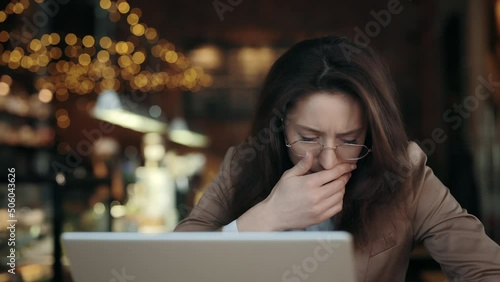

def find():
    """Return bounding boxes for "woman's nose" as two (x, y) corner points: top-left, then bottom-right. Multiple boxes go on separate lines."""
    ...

(318, 147), (339, 170)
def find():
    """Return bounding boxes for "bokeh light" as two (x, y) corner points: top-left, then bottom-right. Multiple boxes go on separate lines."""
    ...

(39, 89), (53, 103)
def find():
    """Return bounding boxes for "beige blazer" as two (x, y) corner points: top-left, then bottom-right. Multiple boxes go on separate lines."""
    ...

(175, 142), (500, 281)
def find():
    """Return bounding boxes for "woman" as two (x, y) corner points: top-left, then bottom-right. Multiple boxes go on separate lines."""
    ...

(174, 36), (500, 281)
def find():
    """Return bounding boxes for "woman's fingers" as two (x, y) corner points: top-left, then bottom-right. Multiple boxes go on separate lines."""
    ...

(283, 151), (313, 178)
(309, 173), (349, 223)
(305, 163), (356, 186)
(317, 172), (350, 198)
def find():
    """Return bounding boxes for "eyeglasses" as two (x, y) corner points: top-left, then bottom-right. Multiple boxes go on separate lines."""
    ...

(285, 138), (372, 161)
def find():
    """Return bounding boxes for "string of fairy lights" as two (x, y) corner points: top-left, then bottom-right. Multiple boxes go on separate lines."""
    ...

(0, 0), (213, 108)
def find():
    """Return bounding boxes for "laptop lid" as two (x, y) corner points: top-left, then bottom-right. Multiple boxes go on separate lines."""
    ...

(62, 231), (357, 282)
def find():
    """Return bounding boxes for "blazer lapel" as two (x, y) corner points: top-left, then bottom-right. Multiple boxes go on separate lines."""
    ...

(354, 243), (370, 281)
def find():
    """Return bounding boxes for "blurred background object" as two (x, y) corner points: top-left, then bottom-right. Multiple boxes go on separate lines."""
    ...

(0, 0), (499, 281)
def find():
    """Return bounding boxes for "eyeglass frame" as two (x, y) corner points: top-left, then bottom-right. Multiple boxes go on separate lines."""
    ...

(281, 118), (373, 161)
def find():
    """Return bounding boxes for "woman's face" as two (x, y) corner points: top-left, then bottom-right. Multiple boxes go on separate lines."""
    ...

(284, 92), (367, 173)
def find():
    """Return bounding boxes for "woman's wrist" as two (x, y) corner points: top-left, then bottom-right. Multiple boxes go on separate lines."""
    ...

(237, 200), (282, 231)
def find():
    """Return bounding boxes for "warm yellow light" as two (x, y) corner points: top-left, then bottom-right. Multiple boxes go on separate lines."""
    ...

(5, 4), (14, 15)
(0, 82), (10, 96)
(0, 31), (9, 42)
(30, 39), (42, 51)
(97, 50), (110, 62)
(176, 56), (190, 69)
(13, 3), (24, 14)
(100, 78), (115, 90)
(39, 89), (53, 103)
(57, 115), (70, 128)
(39, 54), (49, 66)
(145, 28), (158, 40)
(100, 0), (111, 9)
(35, 78), (46, 89)
(20, 56), (31, 68)
(121, 69), (133, 80)
(10, 50), (23, 62)
(496, 0), (500, 34)
(41, 82), (54, 91)
(81, 79), (94, 92)
(21, 0), (30, 9)
(134, 73), (148, 88)
(150, 45), (162, 57)
(64, 46), (75, 57)
(127, 14), (139, 25)
(50, 47), (62, 59)
(129, 63), (140, 74)
(79, 54), (91, 66)
(56, 89), (69, 101)
(99, 36), (112, 49)
(48, 63), (57, 74)
(126, 41), (134, 54)
(1, 75), (13, 86)
(8, 61), (20, 69)
(130, 7), (142, 17)
(57, 114), (68, 122)
(183, 68), (198, 82)
(66, 79), (78, 91)
(41, 34), (51, 46)
(118, 55), (132, 67)
(115, 41), (129, 54)
(56, 61), (68, 73)
(132, 51), (145, 64)
(200, 74), (213, 87)
(164, 51), (178, 63)
(56, 109), (68, 118)
(82, 35), (95, 48)
(1, 51), (11, 64)
(49, 33), (61, 45)
(108, 42), (117, 54)
(131, 24), (145, 36)
(66, 45), (79, 56)
(109, 1), (118, 12)
(117, 2), (130, 14)
(0, 11), (7, 23)
(102, 67), (116, 79)
(65, 33), (77, 46)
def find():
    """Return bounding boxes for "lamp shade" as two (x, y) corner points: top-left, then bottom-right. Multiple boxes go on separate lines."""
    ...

(92, 90), (168, 133)
(168, 117), (210, 148)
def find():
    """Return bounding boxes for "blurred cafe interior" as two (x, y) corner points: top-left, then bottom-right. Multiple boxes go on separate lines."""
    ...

(0, 0), (499, 281)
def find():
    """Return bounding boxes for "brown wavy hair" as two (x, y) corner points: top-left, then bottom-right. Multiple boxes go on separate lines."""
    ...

(229, 35), (411, 246)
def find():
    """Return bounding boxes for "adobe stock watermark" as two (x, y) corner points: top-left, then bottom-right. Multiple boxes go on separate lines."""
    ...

(212, 0), (244, 22)
(383, 74), (500, 188)
(109, 267), (135, 282)
(281, 235), (341, 282)
(341, 0), (412, 63)
(416, 74), (500, 158)
(8, 0), (70, 48)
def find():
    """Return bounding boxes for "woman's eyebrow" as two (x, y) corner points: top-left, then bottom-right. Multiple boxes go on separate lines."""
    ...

(296, 124), (363, 137)
(295, 124), (323, 134)
(336, 128), (363, 138)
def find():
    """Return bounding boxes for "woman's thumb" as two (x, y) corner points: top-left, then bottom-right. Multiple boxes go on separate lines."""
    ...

(291, 151), (312, 176)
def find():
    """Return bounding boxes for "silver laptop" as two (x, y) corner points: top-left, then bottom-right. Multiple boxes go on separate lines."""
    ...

(62, 231), (357, 282)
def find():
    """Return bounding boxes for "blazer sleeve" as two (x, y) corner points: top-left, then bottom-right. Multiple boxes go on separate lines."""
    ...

(407, 142), (500, 281)
(174, 147), (236, 232)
